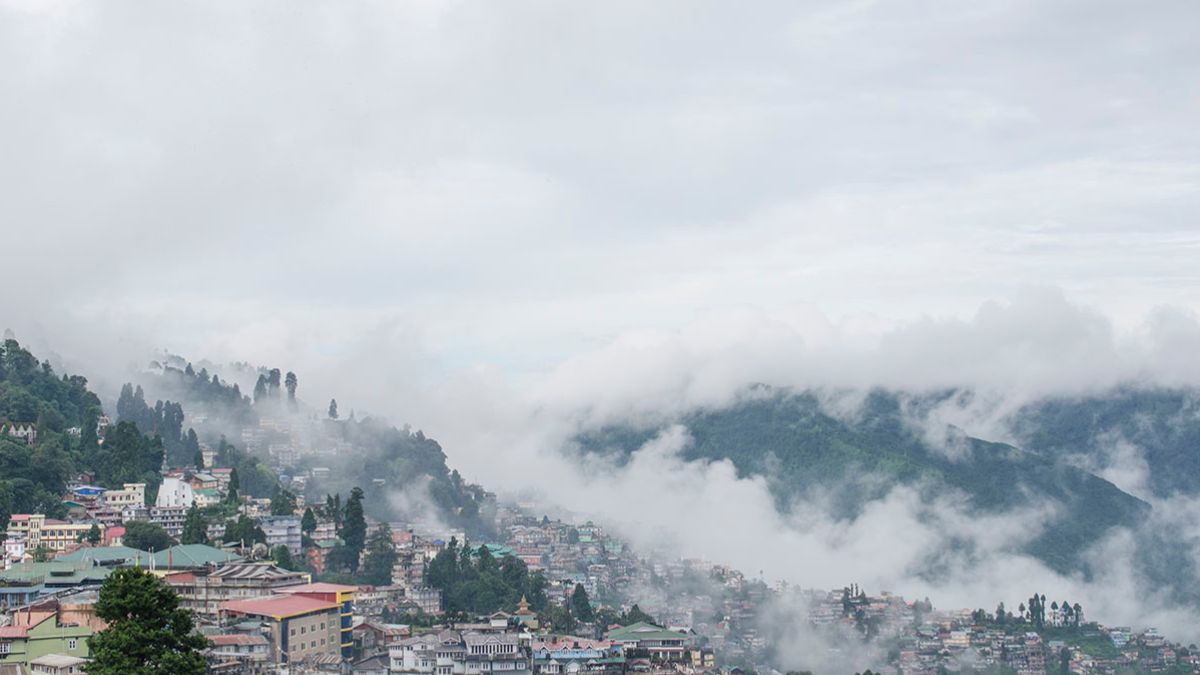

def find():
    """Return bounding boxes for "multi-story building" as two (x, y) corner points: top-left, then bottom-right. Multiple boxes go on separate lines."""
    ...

(101, 483), (145, 510)
(0, 597), (98, 669)
(220, 594), (343, 667)
(258, 516), (302, 557)
(149, 506), (188, 539)
(194, 488), (222, 508)
(165, 562), (310, 619)
(5, 515), (102, 553)
(206, 633), (271, 673)
(156, 476), (195, 508)
(389, 629), (531, 675)
(276, 583), (357, 660)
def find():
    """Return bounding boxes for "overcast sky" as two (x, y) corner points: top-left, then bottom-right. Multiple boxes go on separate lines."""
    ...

(2, 0), (1199, 406)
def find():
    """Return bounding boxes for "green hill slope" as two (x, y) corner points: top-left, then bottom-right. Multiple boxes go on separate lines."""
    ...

(579, 388), (1149, 576)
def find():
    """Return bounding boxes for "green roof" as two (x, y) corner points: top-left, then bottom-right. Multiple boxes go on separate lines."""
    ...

(195, 488), (221, 497)
(606, 622), (687, 643)
(472, 544), (514, 557)
(0, 562), (112, 587)
(57, 546), (153, 567)
(152, 544), (242, 569)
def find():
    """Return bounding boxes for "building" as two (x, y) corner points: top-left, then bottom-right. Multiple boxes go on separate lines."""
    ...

(389, 629), (532, 675)
(165, 562), (309, 619)
(29, 654), (88, 674)
(258, 516), (302, 557)
(5, 516), (103, 553)
(220, 594), (343, 667)
(149, 506), (188, 538)
(605, 623), (690, 663)
(532, 638), (624, 675)
(101, 483), (145, 510)
(156, 476), (195, 508)
(0, 423), (37, 445)
(194, 488), (222, 508)
(0, 605), (94, 668)
(152, 544), (241, 571)
(206, 633), (271, 673)
(276, 583), (357, 660)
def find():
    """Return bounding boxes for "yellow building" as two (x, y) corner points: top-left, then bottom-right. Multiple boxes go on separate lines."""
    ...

(5, 515), (103, 552)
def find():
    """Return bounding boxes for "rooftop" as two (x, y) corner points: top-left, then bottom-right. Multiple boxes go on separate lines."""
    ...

(221, 594), (338, 619)
(276, 582), (356, 595)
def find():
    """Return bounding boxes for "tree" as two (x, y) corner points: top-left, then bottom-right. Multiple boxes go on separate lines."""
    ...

(226, 467), (240, 504)
(266, 369), (282, 398)
(340, 487), (366, 570)
(620, 604), (656, 627)
(285, 371), (298, 409)
(222, 515), (266, 547)
(328, 398), (339, 420)
(87, 567), (207, 674)
(253, 375), (268, 404)
(86, 523), (102, 545)
(180, 505), (208, 545)
(302, 507), (317, 536)
(185, 428), (202, 469)
(571, 582), (594, 622)
(359, 523), (397, 586)
(270, 487), (297, 516)
(122, 521), (175, 552)
(272, 545), (300, 571)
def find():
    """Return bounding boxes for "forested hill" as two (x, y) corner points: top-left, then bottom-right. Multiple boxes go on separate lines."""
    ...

(577, 388), (1149, 577)
(132, 355), (496, 537)
(1008, 386), (1200, 498)
(0, 338), (165, 525)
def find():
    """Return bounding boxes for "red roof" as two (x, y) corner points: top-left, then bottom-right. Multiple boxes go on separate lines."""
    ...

(276, 582), (356, 594)
(221, 594), (337, 619)
(209, 633), (269, 646)
(0, 626), (30, 638)
(9, 514), (30, 521)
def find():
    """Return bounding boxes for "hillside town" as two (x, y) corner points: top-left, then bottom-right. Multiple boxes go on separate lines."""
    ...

(1, 414), (1196, 674)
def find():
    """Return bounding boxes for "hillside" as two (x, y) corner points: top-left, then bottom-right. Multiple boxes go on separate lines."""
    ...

(578, 388), (1149, 576)
(0, 338), (165, 526)
(1008, 386), (1200, 498)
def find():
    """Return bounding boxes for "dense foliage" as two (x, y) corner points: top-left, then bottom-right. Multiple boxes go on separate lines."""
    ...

(122, 521), (175, 552)
(297, 418), (495, 537)
(426, 538), (549, 614)
(0, 339), (164, 528)
(87, 567), (207, 674)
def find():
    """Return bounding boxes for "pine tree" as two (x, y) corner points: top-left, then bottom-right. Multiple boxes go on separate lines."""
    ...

(340, 487), (367, 571)
(328, 398), (339, 420)
(571, 582), (595, 622)
(359, 523), (397, 586)
(226, 467), (240, 504)
(87, 567), (207, 674)
(302, 507), (317, 536)
(180, 505), (208, 545)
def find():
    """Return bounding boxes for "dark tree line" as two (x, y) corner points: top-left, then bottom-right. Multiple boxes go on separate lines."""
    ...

(425, 537), (549, 615)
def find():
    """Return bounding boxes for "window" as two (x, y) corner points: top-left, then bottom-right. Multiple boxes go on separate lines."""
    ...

(0, 643), (9, 654)
(301, 626), (306, 635)
(68, 638), (78, 650)
(310, 640), (316, 649)
(291, 628), (296, 637)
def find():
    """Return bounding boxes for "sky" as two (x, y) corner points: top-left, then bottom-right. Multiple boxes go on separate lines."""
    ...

(2, 0), (1199, 390)
(4, 0), (1200, 646)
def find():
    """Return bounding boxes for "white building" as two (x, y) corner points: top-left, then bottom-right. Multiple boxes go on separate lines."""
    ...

(390, 630), (530, 675)
(156, 476), (195, 508)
